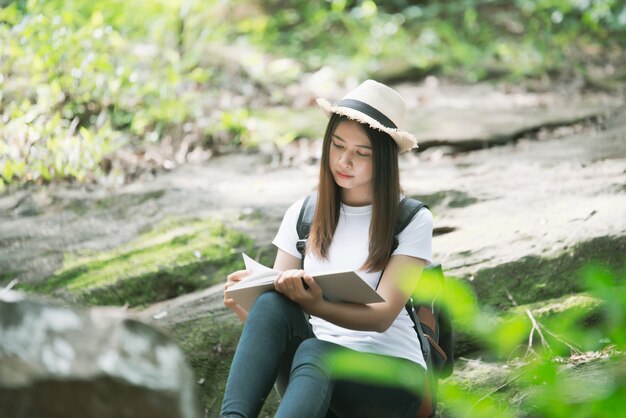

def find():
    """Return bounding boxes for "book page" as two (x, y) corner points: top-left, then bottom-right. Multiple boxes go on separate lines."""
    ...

(228, 253), (280, 290)
(242, 252), (278, 275)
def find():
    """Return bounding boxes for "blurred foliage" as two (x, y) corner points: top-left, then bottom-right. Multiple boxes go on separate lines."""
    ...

(428, 263), (625, 417)
(0, 0), (235, 191)
(240, 0), (626, 79)
(1, 0), (625, 190)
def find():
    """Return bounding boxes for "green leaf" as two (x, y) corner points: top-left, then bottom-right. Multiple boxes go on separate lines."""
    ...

(2, 160), (14, 182)
(38, 161), (52, 181)
(0, 3), (22, 25)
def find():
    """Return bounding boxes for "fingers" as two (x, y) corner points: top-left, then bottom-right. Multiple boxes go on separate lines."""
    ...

(223, 289), (237, 306)
(274, 271), (322, 312)
(226, 269), (249, 283)
(274, 270), (315, 299)
(274, 269), (303, 291)
(224, 269), (249, 290)
(224, 270), (249, 310)
(224, 291), (243, 311)
(301, 275), (316, 290)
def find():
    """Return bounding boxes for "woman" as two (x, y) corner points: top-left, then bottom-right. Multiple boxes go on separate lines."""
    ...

(221, 80), (433, 418)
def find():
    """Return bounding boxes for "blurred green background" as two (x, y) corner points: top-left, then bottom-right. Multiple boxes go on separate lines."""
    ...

(1, 0), (625, 191)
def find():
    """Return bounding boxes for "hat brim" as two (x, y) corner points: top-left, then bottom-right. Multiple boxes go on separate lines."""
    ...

(316, 98), (417, 153)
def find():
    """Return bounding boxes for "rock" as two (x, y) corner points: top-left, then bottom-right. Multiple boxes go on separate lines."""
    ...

(513, 354), (625, 416)
(369, 58), (432, 84)
(447, 353), (626, 409)
(0, 290), (201, 418)
(394, 82), (622, 151)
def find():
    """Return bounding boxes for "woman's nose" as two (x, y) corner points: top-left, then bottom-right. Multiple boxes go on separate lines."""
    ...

(338, 150), (353, 167)
(339, 152), (352, 167)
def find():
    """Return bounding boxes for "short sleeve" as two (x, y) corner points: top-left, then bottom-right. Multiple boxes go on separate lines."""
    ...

(272, 198), (306, 259)
(392, 208), (433, 265)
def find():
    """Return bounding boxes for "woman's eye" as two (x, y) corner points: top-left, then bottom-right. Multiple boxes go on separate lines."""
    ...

(332, 142), (343, 149)
(357, 152), (371, 157)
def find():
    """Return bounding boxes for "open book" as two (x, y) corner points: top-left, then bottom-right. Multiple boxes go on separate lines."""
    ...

(225, 253), (385, 312)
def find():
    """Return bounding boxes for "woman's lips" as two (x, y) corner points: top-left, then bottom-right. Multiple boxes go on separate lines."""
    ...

(336, 171), (353, 179)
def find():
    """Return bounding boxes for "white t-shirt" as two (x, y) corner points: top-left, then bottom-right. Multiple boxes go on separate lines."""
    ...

(272, 197), (434, 369)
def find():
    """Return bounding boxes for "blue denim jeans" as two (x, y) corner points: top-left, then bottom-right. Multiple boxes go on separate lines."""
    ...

(220, 291), (424, 418)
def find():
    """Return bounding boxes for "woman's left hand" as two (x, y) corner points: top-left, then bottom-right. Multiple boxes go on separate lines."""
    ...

(274, 269), (323, 311)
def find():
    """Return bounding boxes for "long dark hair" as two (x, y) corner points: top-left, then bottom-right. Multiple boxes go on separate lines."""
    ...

(308, 113), (401, 272)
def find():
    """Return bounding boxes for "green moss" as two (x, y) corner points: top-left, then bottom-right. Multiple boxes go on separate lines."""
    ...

(167, 315), (281, 418)
(21, 217), (256, 307)
(0, 272), (19, 286)
(470, 235), (626, 310)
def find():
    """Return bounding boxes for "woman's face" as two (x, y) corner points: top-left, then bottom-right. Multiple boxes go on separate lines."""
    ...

(329, 120), (373, 203)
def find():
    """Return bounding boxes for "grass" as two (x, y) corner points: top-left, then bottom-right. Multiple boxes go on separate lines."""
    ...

(0, 272), (19, 286)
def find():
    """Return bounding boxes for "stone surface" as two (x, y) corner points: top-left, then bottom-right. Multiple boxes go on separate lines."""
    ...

(397, 82), (622, 148)
(0, 290), (201, 418)
(403, 107), (626, 278)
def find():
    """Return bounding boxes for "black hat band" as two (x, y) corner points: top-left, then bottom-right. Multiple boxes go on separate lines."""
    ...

(338, 99), (398, 130)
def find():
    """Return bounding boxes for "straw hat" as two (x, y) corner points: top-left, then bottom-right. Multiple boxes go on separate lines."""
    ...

(316, 80), (417, 153)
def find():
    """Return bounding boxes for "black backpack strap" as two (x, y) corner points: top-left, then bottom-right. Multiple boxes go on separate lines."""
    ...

(374, 197), (427, 292)
(296, 193), (317, 267)
(405, 300), (432, 367)
(392, 197), (427, 253)
(394, 198), (439, 377)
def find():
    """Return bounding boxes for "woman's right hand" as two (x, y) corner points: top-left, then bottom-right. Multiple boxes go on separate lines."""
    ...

(224, 270), (250, 321)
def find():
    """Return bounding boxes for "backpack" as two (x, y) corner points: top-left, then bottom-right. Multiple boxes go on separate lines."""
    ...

(295, 193), (454, 418)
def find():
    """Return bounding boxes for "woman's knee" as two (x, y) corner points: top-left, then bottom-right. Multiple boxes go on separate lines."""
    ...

(291, 339), (337, 374)
(248, 291), (309, 331)
(252, 291), (299, 315)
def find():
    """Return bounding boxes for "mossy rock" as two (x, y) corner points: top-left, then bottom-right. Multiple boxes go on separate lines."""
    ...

(440, 353), (626, 418)
(470, 235), (626, 310)
(518, 354), (626, 417)
(167, 314), (281, 418)
(20, 217), (257, 308)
